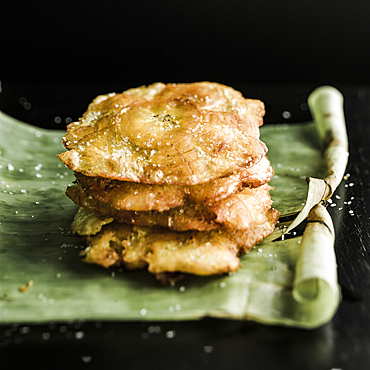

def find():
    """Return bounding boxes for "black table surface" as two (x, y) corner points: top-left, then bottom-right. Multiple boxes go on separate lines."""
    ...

(1, 82), (370, 370)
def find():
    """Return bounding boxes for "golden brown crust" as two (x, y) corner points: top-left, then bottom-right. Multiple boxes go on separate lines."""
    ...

(226, 208), (280, 254)
(74, 173), (186, 212)
(72, 155), (274, 212)
(81, 223), (241, 275)
(209, 184), (273, 230)
(57, 82), (267, 185)
(66, 180), (274, 232)
(66, 183), (220, 231)
(79, 208), (279, 275)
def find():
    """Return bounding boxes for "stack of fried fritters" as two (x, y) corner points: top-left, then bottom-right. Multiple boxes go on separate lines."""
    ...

(57, 82), (280, 281)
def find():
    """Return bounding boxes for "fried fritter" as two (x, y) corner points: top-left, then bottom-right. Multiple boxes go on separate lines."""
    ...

(57, 82), (267, 185)
(81, 223), (241, 275)
(67, 182), (221, 231)
(66, 180), (274, 232)
(74, 173), (186, 212)
(73, 155), (273, 212)
(79, 208), (279, 276)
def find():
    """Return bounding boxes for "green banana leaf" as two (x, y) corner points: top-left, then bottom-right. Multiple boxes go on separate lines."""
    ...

(0, 86), (347, 329)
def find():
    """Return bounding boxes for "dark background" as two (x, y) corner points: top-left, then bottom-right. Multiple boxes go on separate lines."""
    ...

(2, 3), (370, 369)
(1, 0), (370, 86)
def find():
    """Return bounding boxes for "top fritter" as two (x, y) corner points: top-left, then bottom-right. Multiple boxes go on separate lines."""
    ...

(57, 82), (266, 185)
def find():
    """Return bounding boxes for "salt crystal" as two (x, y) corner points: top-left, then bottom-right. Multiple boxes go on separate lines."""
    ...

(19, 326), (30, 334)
(81, 356), (92, 363)
(75, 331), (85, 340)
(204, 346), (214, 353)
(42, 332), (50, 340)
(166, 330), (176, 339)
(148, 325), (162, 334)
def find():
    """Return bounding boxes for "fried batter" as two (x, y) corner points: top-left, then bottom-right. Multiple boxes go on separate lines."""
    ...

(72, 155), (273, 212)
(82, 223), (240, 275)
(57, 82), (267, 185)
(79, 207), (279, 276)
(67, 183), (219, 231)
(210, 184), (273, 230)
(74, 173), (186, 212)
(66, 181), (274, 232)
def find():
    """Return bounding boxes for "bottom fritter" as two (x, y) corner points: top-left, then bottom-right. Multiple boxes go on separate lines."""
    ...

(74, 207), (279, 280)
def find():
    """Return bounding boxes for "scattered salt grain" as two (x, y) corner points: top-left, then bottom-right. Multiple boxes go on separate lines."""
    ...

(204, 346), (214, 353)
(81, 356), (92, 364)
(19, 326), (30, 335)
(148, 325), (162, 334)
(42, 332), (50, 340)
(166, 330), (176, 339)
(75, 331), (85, 340)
